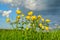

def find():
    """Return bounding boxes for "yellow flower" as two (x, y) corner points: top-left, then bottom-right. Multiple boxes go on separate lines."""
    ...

(42, 26), (45, 30)
(16, 19), (19, 22)
(39, 23), (43, 28)
(26, 27), (29, 30)
(16, 10), (21, 14)
(46, 19), (51, 23)
(36, 20), (39, 22)
(45, 27), (49, 31)
(33, 24), (35, 27)
(26, 16), (31, 20)
(28, 11), (33, 16)
(6, 18), (10, 23)
(31, 16), (37, 21)
(22, 14), (24, 17)
(16, 16), (20, 19)
(41, 18), (44, 22)
(37, 15), (42, 19)
(30, 24), (32, 26)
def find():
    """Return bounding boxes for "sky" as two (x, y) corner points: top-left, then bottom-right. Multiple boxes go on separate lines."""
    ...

(0, 0), (60, 29)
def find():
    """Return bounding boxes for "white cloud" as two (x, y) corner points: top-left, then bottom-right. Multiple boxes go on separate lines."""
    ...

(24, 0), (47, 10)
(0, 0), (12, 3)
(2, 10), (12, 17)
(0, 0), (47, 10)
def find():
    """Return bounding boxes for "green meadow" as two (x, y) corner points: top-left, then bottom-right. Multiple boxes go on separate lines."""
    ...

(0, 9), (60, 40)
(0, 29), (60, 40)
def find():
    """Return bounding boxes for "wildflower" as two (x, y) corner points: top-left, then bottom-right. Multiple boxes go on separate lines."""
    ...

(33, 24), (35, 27)
(46, 19), (51, 23)
(45, 27), (49, 31)
(37, 15), (42, 19)
(28, 11), (33, 16)
(30, 24), (32, 26)
(41, 18), (44, 22)
(16, 19), (19, 22)
(26, 16), (30, 20)
(16, 10), (21, 14)
(31, 16), (37, 21)
(42, 26), (45, 30)
(26, 26), (29, 30)
(16, 16), (20, 19)
(6, 18), (10, 23)
(22, 14), (24, 17)
(39, 23), (43, 28)
(36, 20), (39, 22)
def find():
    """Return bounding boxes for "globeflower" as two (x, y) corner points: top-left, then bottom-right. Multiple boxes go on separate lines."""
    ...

(41, 18), (44, 22)
(26, 16), (31, 20)
(37, 15), (42, 19)
(16, 19), (19, 22)
(31, 16), (36, 21)
(22, 14), (24, 17)
(16, 16), (20, 19)
(45, 27), (49, 31)
(26, 26), (29, 31)
(39, 23), (43, 28)
(16, 10), (21, 14)
(33, 24), (35, 27)
(46, 19), (51, 23)
(42, 26), (45, 30)
(28, 11), (33, 16)
(6, 18), (10, 23)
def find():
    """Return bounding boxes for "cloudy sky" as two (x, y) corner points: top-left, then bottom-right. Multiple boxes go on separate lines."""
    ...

(0, 0), (60, 29)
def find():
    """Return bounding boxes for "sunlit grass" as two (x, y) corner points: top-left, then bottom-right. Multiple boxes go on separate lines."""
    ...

(0, 29), (60, 40)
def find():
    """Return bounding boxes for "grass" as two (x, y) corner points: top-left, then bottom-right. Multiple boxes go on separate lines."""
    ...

(0, 29), (60, 40)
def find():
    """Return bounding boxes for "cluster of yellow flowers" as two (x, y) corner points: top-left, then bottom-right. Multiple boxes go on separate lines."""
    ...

(16, 9), (21, 20)
(6, 9), (51, 31)
(26, 11), (50, 31)
(39, 19), (50, 31)
(39, 23), (49, 31)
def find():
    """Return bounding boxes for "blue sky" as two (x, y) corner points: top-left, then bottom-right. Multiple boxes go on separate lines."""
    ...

(0, 3), (31, 29)
(0, 0), (60, 29)
(0, 4), (14, 29)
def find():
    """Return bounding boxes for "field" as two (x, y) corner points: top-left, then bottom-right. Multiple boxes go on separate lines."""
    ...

(0, 29), (60, 40)
(0, 9), (60, 40)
